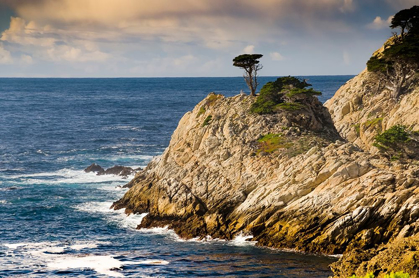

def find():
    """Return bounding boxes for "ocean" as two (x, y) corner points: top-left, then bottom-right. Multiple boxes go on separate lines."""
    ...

(0, 76), (353, 277)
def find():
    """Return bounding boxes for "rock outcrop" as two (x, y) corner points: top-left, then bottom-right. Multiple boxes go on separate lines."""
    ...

(113, 87), (419, 276)
(85, 163), (138, 178)
(325, 60), (419, 154)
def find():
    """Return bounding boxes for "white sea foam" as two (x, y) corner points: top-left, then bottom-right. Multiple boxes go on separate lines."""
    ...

(229, 232), (257, 246)
(136, 259), (170, 265)
(4, 243), (27, 249)
(74, 201), (148, 230)
(0, 200), (8, 204)
(69, 243), (99, 250)
(47, 255), (125, 277)
(7, 169), (135, 185)
(3, 240), (169, 277)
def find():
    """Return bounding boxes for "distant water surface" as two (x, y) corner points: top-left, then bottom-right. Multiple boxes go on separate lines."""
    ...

(0, 76), (353, 277)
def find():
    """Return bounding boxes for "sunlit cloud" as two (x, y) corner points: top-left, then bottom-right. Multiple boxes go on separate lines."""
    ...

(243, 45), (255, 54)
(270, 52), (284, 61)
(367, 16), (393, 30)
(0, 0), (413, 76)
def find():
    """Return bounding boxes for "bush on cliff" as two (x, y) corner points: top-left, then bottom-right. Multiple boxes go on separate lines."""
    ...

(373, 125), (419, 159)
(366, 5), (419, 99)
(250, 76), (321, 114)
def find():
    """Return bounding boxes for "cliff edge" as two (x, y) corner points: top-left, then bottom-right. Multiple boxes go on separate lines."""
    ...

(113, 85), (419, 276)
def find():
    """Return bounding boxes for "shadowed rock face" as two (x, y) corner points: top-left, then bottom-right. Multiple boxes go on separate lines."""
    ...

(112, 90), (419, 276)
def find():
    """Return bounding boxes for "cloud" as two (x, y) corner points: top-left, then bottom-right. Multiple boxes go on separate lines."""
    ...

(270, 52), (284, 61)
(20, 54), (33, 65)
(0, 0), (408, 76)
(340, 0), (355, 13)
(367, 16), (393, 30)
(243, 45), (255, 54)
(0, 44), (13, 64)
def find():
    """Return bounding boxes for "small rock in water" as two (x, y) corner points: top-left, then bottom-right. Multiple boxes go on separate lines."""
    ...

(84, 163), (105, 174)
(102, 165), (135, 178)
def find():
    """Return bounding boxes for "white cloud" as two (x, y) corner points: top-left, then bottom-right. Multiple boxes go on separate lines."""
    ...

(243, 45), (255, 54)
(46, 45), (109, 62)
(270, 52), (284, 61)
(367, 16), (393, 30)
(0, 45), (13, 64)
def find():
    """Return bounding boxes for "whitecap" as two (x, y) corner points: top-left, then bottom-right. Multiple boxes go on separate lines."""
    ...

(47, 255), (124, 277)
(7, 169), (135, 185)
(228, 232), (257, 246)
(136, 259), (170, 265)
(74, 201), (148, 230)
(69, 243), (99, 250)
(4, 243), (27, 249)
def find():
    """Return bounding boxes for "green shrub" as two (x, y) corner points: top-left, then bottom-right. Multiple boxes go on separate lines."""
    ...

(202, 115), (212, 127)
(285, 88), (322, 98)
(365, 117), (383, 128)
(373, 125), (410, 150)
(275, 102), (304, 111)
(250, 76), (321, 114)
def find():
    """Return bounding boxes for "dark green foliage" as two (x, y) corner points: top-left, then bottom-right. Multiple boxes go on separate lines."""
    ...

(390, 6), (419, 38)
(366, 55), (391, 73)
(285, 88), (322, 98)
(367, 6), (419, 99)
(202, 115), (212, 127)
(275, 102), (304, 111)
(250, 76), (321, 114)
(233, 54), (263, 68)
(373, 125), (410, 150)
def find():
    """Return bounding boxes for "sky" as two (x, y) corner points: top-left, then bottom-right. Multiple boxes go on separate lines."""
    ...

(0, 0), (417, 77)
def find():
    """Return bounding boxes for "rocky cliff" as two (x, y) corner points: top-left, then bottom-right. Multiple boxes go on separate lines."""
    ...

(113, 79), (419, 276)
(325, 55), (419, 155)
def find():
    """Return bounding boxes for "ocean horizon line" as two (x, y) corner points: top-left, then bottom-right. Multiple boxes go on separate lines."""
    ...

(0, 74), (356, 79)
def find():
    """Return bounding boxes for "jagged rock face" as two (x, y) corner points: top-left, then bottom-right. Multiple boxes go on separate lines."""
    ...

(325, 70), (419, 153)
(113, 93), (419, 276)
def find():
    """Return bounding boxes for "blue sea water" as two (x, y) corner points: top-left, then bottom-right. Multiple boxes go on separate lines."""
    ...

(0, 76), (353, 277)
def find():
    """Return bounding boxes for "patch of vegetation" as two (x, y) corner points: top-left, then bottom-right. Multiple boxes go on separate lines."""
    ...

(202, 115), (213, 127)
(275, 102), (304, 111)
(364, 117), (383, 128)
(366, 6), (419, 99)
(354, 124), (361, 136)
(256, 133), (293, 154)
(349, 272), (410, 278)
(373, 125), (410, 150)
(285, 88), (322, 98)
(197, 106), (206, 117)
(206, 93), (222, 105)
(250, 76), (321, 114)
